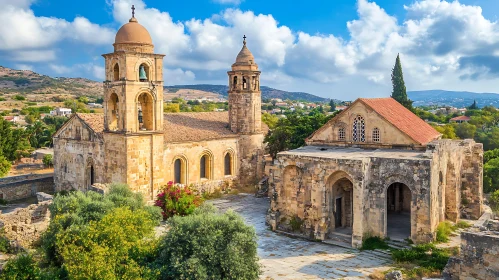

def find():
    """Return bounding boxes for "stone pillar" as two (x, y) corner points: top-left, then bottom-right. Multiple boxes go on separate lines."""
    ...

(460, 142), (483, 219)
(351, 180), (364, 248)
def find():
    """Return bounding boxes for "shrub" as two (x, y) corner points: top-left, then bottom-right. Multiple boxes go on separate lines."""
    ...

(42, 154), (53, 167)
(490, 190), (499, 213)
(56, 207), (159, 279)
(0, 155), (11, 178)
(361, 236), (390, 250)
(155, 204), (260, 280)
(289, 215), (303, 232)
(436, 221), (453, 243)
(455, 221), (472, 229)
(154, 181), (203, 219)
(0, 254), (40, 280)
(13, 95), (26, 101)
(0, 228), (12, 253)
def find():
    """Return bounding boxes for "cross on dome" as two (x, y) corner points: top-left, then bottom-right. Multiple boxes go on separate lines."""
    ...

(131, 5), (135, 18)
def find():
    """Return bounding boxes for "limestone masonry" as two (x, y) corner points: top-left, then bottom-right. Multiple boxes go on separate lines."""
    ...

(266, 98), (483, 247)
(53, 14), (265, 199)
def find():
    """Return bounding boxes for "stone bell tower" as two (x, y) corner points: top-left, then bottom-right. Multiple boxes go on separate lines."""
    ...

(228, 36), (264, 185)
(101, 6), (165, 198)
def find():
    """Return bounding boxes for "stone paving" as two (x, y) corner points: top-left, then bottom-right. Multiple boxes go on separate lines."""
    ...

(211, 194), (393, 280)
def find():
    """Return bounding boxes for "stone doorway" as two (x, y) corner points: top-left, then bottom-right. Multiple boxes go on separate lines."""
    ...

(326, 175), (354, 241)
(386, 182), (411, 241)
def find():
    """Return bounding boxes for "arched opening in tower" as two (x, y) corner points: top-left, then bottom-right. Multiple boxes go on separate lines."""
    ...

(113, 63), (120, 81)
(137, 92), (154, 131)
(108, 93), (119, 130)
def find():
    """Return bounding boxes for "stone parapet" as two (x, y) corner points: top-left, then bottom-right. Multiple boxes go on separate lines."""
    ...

(0, 173), (54, 201)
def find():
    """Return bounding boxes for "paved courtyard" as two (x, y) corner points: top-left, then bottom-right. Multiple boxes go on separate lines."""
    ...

(211, 194), (393, 280)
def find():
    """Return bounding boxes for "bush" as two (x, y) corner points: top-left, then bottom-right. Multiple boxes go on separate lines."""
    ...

(0, 155), (11, 178)
(289, 215), (303, 232)
(13, 95), (25, 101)
(154, 181), (203, 219)
(56, 207), (159, 279)
(42, 154), (53, 167)
(0, 228), (12, 253)
(361, 236), (390, 250)
(155, 204), (260, 280)
(490, 190), (499, 213)
(436, 221), (453, 243)
(0, 254), (40, 280)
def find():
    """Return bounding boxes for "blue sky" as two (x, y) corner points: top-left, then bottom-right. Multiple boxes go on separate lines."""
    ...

(1, 0), (499, 99)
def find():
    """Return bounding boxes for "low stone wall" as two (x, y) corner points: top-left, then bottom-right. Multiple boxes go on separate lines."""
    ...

(0, 173), (54, 201)
(0, 192), (53, 249)
(444, 217), (499, 279)
(190, 177), (236, 194)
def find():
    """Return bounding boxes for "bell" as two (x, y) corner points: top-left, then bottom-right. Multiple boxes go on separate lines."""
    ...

(139, 65), (147, 81)
(138, 108), (143, 123)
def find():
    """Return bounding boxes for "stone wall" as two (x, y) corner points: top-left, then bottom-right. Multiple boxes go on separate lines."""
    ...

(0, 193), (52, 248)
(0, 173), (54, 201)
(444, 226), (499, 279)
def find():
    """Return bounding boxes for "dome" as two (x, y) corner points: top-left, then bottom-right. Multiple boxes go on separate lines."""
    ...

(114, 17), (153, 45)
(235, 39), (255, 64)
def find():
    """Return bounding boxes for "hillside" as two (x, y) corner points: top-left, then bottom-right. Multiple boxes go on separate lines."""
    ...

(408, 90), (499, 108)
(165, 84), (328, 102)
(0, 66), (102, 97)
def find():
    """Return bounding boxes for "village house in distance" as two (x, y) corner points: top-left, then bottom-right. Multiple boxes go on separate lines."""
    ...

(266, 98), (483, 247)
(53, 11), (266, 199)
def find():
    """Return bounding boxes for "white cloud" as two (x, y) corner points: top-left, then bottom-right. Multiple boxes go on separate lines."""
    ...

(164, 68), (196, 85)
(11, 50), (57, 62)
(50, 63), (105, 79)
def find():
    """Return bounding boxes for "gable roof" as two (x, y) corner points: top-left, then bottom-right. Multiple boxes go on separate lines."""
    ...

(308, 97), (441, 146)
(76, 113), (105, 134)
(163, 112), (237, 143)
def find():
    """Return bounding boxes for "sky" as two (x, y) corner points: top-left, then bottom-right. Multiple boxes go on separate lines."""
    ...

(1, 0), (499, 99)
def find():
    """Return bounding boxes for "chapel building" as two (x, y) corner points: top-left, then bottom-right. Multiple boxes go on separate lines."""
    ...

(53, 12), (266, 199)
(266, 98), (483, 247)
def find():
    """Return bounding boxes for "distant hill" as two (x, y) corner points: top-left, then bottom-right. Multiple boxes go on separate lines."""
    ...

(408, 90), (499, 108)
(0, 66), (102, 97)
(165, 84), (328, 102)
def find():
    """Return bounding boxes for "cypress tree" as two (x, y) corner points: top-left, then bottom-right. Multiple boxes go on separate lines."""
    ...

(468, 100), (478, 110)
(391, 54), (413, 110)
(329, 100), (336, 112)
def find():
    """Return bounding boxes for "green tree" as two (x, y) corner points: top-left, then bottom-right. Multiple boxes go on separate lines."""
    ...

(454, 122), (476, 139)
(329, 100), (336, 112)
(484, 157), (499, 193)
(432, 124), (457, 139)
(0, 254), (40, 280)
(468, 100), (478, 110)
(77, 96), (89, 104)
(0, 155), (11, 178)
(391, 54), (413, 110)
(13, 95), (25, 101)
(155, 204), (260, 280)
(25, 114), (36, 124)
(164, 103), (180, 113)
(262, 113), (279, 129)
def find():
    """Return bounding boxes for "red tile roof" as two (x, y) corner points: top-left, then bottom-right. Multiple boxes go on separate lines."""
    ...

(359, 98), (441, 145)
(77, 113), (105, 134)
(450, 116), (471, 121)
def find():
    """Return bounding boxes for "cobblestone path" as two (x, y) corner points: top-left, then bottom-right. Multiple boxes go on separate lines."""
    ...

(211, 194), (393, 280)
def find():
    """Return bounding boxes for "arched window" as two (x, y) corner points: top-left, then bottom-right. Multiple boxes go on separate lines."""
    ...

(139, 63), (149, 82)
(174, 159), (182, 184)
(252, 76), (257, 90)
(172, 157), (187, 184)
(372, 127), (380, 142)
(233, 76), (238, 89)
(200, 152), (213, 180)
(352, 115), (365, 142)
(338, 127), (346, 141)
(108, 93), (119, 130)
(113, 63), (119, 81)
(137, 92), (154, 131)
(224, 153), (232, 176)
(243, 77), (247, 89)
(90, 165), (95, 185)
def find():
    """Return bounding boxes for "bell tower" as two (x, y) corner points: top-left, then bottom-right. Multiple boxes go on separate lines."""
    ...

(101, 6), (165, 199)
(228, 36), (264, 185)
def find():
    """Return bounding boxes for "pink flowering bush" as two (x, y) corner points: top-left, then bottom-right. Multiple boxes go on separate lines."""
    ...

(155, 181), (203, 219)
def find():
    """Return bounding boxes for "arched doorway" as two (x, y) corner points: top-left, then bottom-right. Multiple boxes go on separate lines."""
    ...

(326, 172), (353, 237)
(137, 92), (154, 131)
(386, 182), (412, 240)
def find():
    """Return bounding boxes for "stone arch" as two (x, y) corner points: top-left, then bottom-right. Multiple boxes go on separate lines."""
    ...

(325, 171), (354, 234)
(107, 92), (119, 131)
(113, 63), (120, 81)
(223, 149), (235, 176)
(243, 76), (248, 89)
(386, 182), (412, 240)
(136, 91), (155, 131)
(199, 150), (214, 180)
(171, 155), (188, 185)
(135, 59), (153, 82)
(85, 157), (95, 189)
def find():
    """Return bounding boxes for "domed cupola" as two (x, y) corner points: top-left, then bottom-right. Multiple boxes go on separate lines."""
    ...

(113, 5), (154, 53)
(232, 36), (258, 71)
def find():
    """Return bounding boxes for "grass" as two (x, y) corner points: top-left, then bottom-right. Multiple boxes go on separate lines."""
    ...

(436, 221), (453, 242)
(289, 215), (303, 232)
(391, 243), (457, 271)
(454, 220), (472, 229)
(361, 236), (390, 250)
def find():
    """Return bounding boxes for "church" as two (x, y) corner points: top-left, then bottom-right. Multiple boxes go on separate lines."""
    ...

(53, 11), (266, 199)
(266, 98), (483, 247)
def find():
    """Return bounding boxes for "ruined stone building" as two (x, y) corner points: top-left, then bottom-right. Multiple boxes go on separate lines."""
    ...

(266, 98), (483, 247)
(53, 12), (265, 199)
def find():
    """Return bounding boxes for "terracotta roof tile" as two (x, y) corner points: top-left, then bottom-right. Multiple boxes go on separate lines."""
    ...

(359, 98), (441, 145)
(164, 112), (237, 143)
(77, 113), (105, 134)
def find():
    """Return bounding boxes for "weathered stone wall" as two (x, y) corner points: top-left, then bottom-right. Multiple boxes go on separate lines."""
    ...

(103, 132), (127, 185)
(54, 117), (105, 192)
(238, 133), (265, 186)
(444, 229), (499, 279)
(0, 194), (52, 248)
(460, 142), (483, 219)
(0, 174), (54, 201)
(164, 138), (239, 192)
